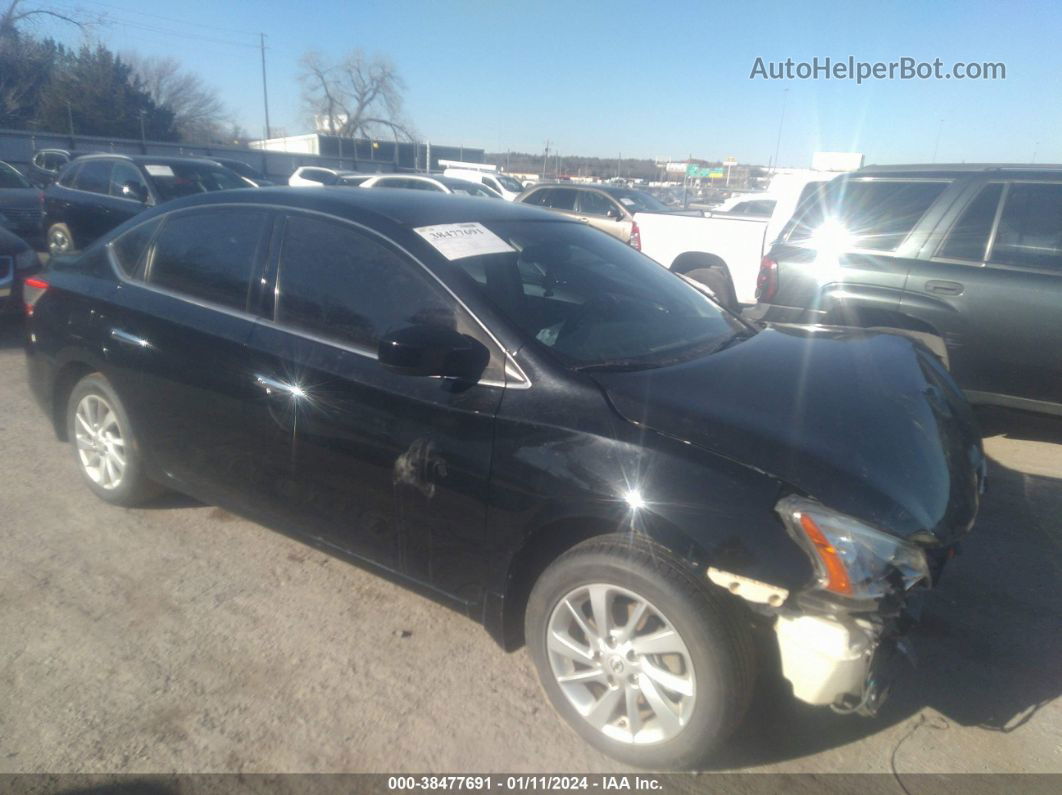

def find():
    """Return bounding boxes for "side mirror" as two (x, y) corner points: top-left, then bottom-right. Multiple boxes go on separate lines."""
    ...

(378, 325), (490, 381)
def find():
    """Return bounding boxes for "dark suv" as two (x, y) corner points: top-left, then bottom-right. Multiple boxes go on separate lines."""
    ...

(43, 154), (247, 255)
(752, 164), (1062, 416)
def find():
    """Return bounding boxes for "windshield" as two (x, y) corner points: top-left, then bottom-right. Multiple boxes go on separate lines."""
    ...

(496, 174), (525, 193)
(445, 221), (744, 367)
(146, 162), (249, 201)
(445, 180), (501, 198)
(611, 190), (668, 213)
(0, 162), (31, 189)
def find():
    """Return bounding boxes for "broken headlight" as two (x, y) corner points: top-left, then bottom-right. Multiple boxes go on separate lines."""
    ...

(776, 495), (929, 600)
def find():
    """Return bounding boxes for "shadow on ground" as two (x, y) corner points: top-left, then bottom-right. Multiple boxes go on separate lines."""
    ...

(703, 409), (1061, 769)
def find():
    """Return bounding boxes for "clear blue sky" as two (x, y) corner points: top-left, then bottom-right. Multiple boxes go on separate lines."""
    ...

(31, 0), (1061, 165)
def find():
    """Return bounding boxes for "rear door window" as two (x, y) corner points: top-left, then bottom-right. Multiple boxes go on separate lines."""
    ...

(148, 209), (269, 310)
(74, 160), (114, 194)
(990, 183), (1062, 271)
(788, 179), (949, 252)
(937, 183), (1003, 261)
(541, 188), (577, 211)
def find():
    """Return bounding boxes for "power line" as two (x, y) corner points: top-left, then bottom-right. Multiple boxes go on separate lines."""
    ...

(54, 0), (259, 38)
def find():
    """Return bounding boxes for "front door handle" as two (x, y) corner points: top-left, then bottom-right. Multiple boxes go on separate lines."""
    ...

(110, 328), (151, 348)
(925, 279), (964, 296)
(254, 373), (305, 398)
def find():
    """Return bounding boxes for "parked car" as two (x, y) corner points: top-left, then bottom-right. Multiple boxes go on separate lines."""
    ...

(43, 154), (248, 254)
(752, 164), (1062, 416)
(288, 166), (369, 187)
(515, 183), (674, 246)
(23, 188), (984, 769)
(0, 160), (45, 247)
(0, 224), (40, 314)
(211, 157), (274, 186)
(442, 167), (526, 200)
(27, 148), (74, 188)
(359, 173), (502, 198)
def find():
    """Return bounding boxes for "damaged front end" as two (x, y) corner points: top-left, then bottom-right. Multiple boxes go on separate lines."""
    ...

(711, 494), (952, 717)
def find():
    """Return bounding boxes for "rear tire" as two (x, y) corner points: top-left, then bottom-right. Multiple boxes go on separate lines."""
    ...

(66, 373), (163, 506)
(525, 536), (755, 769)
(685, 267), (739, 312)
(47, 223), (75, 256)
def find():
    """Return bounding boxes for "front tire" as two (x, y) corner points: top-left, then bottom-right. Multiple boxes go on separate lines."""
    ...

(66, 373), (162, 506)
(525, 536), (755, 769)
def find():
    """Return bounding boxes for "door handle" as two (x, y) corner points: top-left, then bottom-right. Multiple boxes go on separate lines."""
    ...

(925, 280), (964, 296)
(110, 328), (151, 348)
(254, 373), (306, 398)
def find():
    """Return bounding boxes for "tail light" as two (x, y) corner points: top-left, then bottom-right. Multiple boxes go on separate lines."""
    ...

(23, 276), (49, 317)
(755, 256), (778, 302)
(629, 220), (641, 251)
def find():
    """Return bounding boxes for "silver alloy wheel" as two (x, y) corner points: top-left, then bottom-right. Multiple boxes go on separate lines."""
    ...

(48, 226), (71, 254)
(546, 583), (696, 745)
(74, 393), (126, 490)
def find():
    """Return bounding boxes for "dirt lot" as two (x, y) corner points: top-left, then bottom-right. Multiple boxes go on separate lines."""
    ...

(0, 317), (1058, 777)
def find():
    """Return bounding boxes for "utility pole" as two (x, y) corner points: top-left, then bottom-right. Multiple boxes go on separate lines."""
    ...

(543, 140), (550, 179)
(66, 101), (74, 137)
(260, 33), (272, 140)
(138, 110), (147, 151)
(771, 88), (788, 175)
(931, 118), (944, 163)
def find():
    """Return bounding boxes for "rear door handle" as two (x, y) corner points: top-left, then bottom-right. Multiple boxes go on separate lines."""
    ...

(110, 328), (151, 348)
(925, 279), (964, 296)
(254, 373), (305, 398)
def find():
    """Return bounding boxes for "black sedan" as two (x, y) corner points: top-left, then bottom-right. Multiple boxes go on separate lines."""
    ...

(22, 188), (984, 769)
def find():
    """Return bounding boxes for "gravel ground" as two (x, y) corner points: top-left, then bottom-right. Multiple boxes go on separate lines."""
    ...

(0, 317), (1058, 777)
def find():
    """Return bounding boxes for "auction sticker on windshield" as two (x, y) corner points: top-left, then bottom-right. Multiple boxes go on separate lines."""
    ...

(144, 164), (175, 177)
(414, 223), (514, 260)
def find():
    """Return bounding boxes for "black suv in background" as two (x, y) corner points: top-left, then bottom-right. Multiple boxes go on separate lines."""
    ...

(752, 165), (1062, 416)
(43, 154), (248, 254)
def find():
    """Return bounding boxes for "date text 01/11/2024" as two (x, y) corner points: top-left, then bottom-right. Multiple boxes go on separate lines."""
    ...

(386, 775), (664, 791)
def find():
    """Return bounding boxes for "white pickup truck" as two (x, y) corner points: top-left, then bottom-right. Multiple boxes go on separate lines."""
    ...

(636, 171), (833, 306)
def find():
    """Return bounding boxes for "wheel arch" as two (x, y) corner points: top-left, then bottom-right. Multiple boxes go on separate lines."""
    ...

(486, 512), (713, 652)
(51, 360), (97, 441)
(670, 251), (729, 277)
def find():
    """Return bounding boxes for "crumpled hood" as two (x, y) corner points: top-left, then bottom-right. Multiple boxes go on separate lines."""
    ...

(594, 325), (984, 544)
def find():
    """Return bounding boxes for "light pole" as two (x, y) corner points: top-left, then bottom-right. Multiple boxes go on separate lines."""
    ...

(771, 88), (788, 174)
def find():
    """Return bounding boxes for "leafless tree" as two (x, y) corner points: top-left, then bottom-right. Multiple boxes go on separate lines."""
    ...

(124, 53), (229, 142)
(0, 0), (81, 39)
(298, 49), (414, 141)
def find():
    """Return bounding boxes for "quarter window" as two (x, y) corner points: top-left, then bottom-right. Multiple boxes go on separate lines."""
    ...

(110, 218), (161, 280)
(990, 183), (1062, 271)
(937, 184), (1003, 261)
(148, 210), (268, 310)
(788, 179), (949, 252)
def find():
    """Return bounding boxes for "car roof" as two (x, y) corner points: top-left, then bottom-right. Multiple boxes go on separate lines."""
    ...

(854, 163), (1062, 179)
(148, 185), (573, 228)
(74, 153), (229, 168)
(527, 182), (644, 196)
